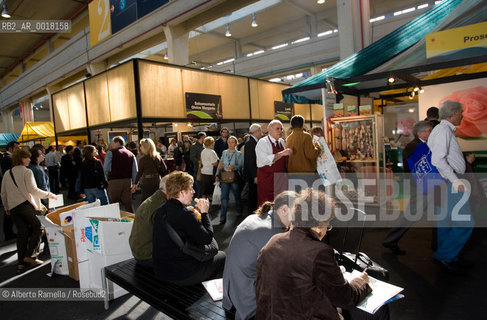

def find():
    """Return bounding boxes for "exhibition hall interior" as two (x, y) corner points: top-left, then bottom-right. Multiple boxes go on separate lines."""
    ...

(0, 0), (486, 319)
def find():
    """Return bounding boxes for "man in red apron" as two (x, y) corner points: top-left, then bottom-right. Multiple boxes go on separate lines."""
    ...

(255, 120), (293, 206)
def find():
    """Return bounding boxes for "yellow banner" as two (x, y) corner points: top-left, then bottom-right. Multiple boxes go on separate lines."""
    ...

(426, 21), (487, 58)
(89, 0), (112, 47)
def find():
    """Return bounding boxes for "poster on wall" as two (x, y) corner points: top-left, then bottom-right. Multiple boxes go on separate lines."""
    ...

(419, 78), (487, 151)
(383, 104), (418, 148)
(108, 131), (128, 144)
(185, 92), (222, 120)
(274, 101), (294, 121)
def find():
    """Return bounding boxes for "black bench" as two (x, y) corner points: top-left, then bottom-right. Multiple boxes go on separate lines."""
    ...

(102, 259), (225, 320)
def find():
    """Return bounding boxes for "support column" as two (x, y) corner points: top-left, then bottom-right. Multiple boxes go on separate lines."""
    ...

(20, 99), (34, 123)
(336, 0), (371, 60)
(163, 25), (189, 66)
(1, 110), (14, 133)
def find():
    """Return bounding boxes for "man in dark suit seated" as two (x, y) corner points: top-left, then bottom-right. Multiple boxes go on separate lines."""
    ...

(244, 124), (262, 215)
(383, 120), (434, 254)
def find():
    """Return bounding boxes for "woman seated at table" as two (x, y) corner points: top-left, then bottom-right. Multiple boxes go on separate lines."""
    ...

(152, 171), (225, 285)
(256, 188), (371, 320)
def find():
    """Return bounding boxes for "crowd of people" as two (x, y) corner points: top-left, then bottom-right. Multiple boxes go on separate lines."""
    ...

(0, 100), (481, 319)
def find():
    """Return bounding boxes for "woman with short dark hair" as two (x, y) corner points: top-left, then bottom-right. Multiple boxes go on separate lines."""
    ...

(1, 149), (57, 271)
(152, 171), (225, 285)
(80, 145), (109, 205)
(256, 189), (372, 320)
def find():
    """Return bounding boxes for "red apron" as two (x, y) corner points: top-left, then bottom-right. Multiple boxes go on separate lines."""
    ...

(257, 136), (287, 206)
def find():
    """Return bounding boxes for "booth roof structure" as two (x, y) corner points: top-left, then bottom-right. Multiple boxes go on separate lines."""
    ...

(282, 0), (487, 104)
(17, 121), (86, 145)
(0, 133), (21, 147)
(18, 121), (55, 142)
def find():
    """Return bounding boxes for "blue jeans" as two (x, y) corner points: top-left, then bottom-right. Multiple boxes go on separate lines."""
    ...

(434, 181), (474, 262)
(220, 182), (242, 220)
(84, 188), (109, 205)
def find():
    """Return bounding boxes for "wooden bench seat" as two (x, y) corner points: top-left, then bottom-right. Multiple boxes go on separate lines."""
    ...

(103, 259), (225, 320)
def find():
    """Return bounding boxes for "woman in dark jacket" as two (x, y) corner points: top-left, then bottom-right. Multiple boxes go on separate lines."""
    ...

(152, 171), (225, 286)
(80, 145), (109, 205)
(27, 147), (50, 207)
(134, 138), (167, 202)
(256, 189), (372, 320)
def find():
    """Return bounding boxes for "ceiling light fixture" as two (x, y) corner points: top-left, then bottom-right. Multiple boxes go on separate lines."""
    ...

(163, 51), (168, 60)
(251, 14), (258, 28)
(419, 88), (425, 93)
(2, 4), (11, 19)
(388, 76), (396, 84)
(317, 0), (326, 4)
(225, 24), (232, 37)
(413, 86), (420, 92)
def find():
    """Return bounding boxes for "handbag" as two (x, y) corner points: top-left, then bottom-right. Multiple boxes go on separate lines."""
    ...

(164, 218), (218, 262)
(219, 151), (237, 183)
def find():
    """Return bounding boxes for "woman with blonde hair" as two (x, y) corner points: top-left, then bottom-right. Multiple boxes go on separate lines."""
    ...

(1, 149), (57, 271)
(152, 171), (225, 285)
(134, 138), (167, 202)
(216, 135), (242, 224)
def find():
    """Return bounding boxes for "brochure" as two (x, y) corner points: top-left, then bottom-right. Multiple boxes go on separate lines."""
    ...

(202, 278), (223, 301)
(344, 270), (404, 314)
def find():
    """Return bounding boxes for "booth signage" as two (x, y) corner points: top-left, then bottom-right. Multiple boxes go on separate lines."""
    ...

(274, 101), (294, 121)
(89, 0), (112, 47)
(426, 21), (487, 59)
(185, 93), (222, 120)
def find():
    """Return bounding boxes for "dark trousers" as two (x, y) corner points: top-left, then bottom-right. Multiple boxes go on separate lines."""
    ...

(107, 178), (134, 213)
(170, 251), (226, 286)
(9, 202), (42, 264)
(3, 211), (16, 240)
(47, 166), (60, 194)
(247, 179), (258, 214)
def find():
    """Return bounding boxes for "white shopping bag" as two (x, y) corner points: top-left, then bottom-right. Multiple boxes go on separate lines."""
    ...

(314, 136), (342, 187)
(212, 182), (222, 205)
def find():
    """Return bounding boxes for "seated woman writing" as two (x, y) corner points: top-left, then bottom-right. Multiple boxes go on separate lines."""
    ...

(256, 189), (372, 320)
(152, 171), (225, 285)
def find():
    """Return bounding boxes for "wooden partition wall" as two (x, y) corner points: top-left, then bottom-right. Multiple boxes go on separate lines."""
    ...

(52, 82), (86, 133)
(52, 59), (322, 137)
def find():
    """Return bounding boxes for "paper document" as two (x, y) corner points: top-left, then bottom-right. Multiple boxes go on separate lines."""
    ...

(202, 278), (223, 301)
(48, 194), (64, 209)
(344, 270), (404, 314)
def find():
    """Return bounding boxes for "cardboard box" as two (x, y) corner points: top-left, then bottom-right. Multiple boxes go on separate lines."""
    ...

(64, 225), (79, 281)
(86, 251), (133, 300)
(38, 201), (91, 278)
(73, 203), (121, 290)
(86, 216), (133, 255)
(38, 215), (69, 275)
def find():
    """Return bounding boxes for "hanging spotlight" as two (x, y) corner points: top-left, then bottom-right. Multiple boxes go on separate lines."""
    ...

(2, 4), (11, 19)
(419, 87), (424, 93)
(163, 51), (168, 60)
(387, 76), (396, 84)
(225, 24), (232, 37)
(409, 90), (416, 100)
(317, 0), (326, 4)
(413, 86), (420, 92)
(251, 14), (258, 28)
